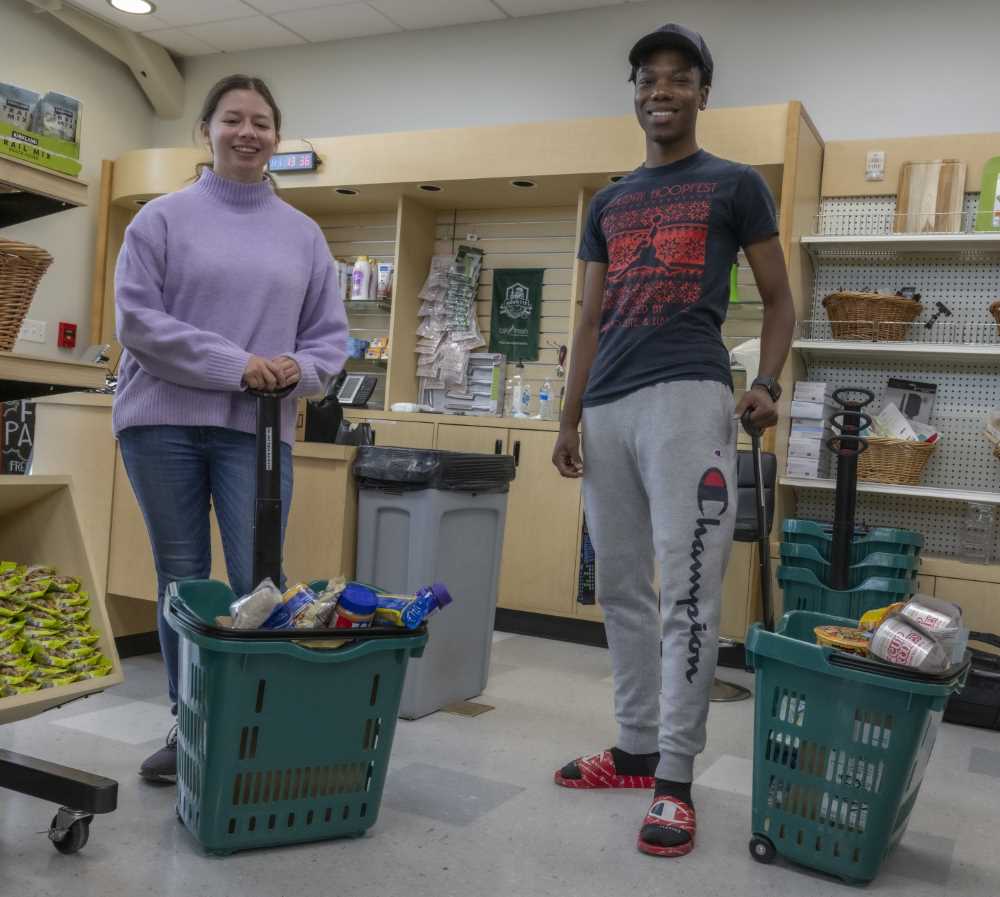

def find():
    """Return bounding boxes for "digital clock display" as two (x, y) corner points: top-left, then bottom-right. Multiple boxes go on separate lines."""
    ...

(268, 151), (319, 173)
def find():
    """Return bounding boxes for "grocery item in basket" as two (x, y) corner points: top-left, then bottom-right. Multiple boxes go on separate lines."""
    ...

(299, 578), (346, 629)
(899, 595), (968, 664)
(870, 613), (950, 674)
(329, 583), (377, 630)
(229, 578), (283, 629)
(374, 584), (453, 630)
(50, 575), (81, 593)
(859, 602), (907, 632)
(814, 626), (870, 655)
(258, 583), (317, 630)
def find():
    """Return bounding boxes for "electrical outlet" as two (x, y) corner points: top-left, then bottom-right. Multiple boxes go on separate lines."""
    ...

(865, 151), (886, 182)
(18, 319), (46, 344)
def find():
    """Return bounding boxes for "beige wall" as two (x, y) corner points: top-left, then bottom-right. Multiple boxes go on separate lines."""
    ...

(2, 0), (155, 358)
(154, 0), (996, 151)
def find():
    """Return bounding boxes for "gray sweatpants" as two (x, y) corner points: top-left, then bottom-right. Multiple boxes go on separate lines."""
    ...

(582, 379), (738, 782)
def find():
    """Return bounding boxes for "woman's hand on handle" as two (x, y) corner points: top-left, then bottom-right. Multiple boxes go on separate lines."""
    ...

(271, 355), (301, 389)
(242, 356), (283, 392)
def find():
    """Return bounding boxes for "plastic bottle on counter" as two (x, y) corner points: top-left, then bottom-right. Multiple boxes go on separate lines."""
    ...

(519, 381), (532, 418)
(511, 366), (524, 417)
(504, 378), (514, 417)
(351, 256), (372, 301)
(539, 379), (554, 420)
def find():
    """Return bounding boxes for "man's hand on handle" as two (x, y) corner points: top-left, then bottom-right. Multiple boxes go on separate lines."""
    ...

(735, 386), (778, 430)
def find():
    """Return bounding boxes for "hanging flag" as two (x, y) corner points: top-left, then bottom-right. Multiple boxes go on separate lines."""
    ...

(489, 268), (544, 362)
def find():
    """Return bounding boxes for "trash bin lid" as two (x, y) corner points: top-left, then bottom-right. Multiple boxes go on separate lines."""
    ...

(353, 446), (516, 492)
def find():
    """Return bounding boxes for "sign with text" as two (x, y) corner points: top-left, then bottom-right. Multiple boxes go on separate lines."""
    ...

(2, 401), (35, 475)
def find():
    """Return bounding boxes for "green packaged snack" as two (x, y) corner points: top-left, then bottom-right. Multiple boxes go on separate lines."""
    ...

(36, 673), (79, 689)
(50, 576), (81, 593)
(14, 585), (48, 602)
(22, 565), (56, 581)
(63, 633), (100, 649)
(1, 656), (34, 673)
(0, 638), (26, 662)
(0, 601), (25, 618)
(0, 619), (25, 640)
(85, 661), (113, 679)
(0, 561), (17, 574)
(62, 607), (91, 624)
(0, 671), (31, 686)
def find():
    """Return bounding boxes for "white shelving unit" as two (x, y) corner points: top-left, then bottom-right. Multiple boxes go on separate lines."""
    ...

(792, 339), (1000, 363)
(780, 476), (1000, 506)
(802, 232), (1000, 259)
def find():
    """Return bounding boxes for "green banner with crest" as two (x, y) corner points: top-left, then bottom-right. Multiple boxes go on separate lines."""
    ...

(489, 268), (543, 362)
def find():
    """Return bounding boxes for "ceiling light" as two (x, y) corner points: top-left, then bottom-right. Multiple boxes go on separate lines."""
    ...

(511, 179), (536, 189)
(335, 188), (359, 196)
(108, 0), (156, 14)
(418, 184), (443, 192)
(609, 175), (624, 183)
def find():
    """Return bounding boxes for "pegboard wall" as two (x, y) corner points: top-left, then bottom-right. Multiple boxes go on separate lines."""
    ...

(794, 195), (1000, 561)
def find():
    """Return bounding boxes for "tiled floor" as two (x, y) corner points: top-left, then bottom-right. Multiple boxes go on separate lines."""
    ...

(1, 635), (999, 897)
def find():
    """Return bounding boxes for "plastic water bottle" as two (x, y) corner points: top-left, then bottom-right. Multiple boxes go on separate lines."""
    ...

(539, 379), (553, 420)
(504, 378), (514, 417)
(511, 370), (523, 417)
(519, 382), (532, 417)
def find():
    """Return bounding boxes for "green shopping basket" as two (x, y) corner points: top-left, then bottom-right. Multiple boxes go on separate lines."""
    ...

(777, 566), (917, 619)
(165, 579), (427, 855)
(779, 543), (920, 590)
(782, 519), (923, 565)
(745, 611), (968, 884)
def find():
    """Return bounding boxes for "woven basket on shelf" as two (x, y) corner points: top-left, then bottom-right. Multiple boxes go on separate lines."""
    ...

(990, 300), (1000, 335)
(856, 437), (937, 486)
(822, 291), (923, 341)
(0, 239), (54, 352)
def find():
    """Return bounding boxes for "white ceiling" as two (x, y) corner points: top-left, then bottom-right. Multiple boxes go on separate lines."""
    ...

(63, 0), (641, 57)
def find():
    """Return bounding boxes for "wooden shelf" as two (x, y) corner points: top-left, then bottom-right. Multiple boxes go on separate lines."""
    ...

(0, 155), (88, 227)
(801, 232), (1000, 259)
(792, 339), (1000, 363)
(0, 351), (107, 402)
(779, 475), (1000, 505)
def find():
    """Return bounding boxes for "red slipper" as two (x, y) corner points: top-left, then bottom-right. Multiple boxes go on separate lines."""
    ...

(636, 794), (696, 857)
(553, 750), (657, 790)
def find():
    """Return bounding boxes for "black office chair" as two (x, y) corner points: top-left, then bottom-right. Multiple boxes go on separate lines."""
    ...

(710, 431), (777, 703)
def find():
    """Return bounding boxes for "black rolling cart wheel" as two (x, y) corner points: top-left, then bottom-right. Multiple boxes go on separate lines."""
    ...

(749, 834), (777, 864)
(49, 811), (92, 855)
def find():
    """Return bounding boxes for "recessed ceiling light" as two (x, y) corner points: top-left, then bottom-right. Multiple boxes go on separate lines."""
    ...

(335, 187), (359, 196)
(109, 0), (156, 13)
(511, 179), (536, 189)
(609, 175), (624, 183)
(418, 184), (443, 192)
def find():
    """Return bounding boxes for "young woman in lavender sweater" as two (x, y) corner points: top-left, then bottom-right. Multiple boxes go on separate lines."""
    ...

(113, 75), (347, 783)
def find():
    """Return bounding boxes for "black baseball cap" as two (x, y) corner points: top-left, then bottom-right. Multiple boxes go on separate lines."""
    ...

(628, 24), (714, 85)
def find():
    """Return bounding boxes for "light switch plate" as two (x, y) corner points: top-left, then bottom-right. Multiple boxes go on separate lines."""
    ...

(18, 319), (46, 343)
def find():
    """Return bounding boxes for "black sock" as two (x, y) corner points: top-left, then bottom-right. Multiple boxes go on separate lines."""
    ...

(641, 780), (694, 848)
(559, 747), (659, 780)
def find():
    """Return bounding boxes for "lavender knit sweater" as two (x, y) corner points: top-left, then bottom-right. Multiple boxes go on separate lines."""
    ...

(113, 168), (347, 446)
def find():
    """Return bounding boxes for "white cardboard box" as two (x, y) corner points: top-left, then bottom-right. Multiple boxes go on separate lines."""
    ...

(790, 399), (833, 420)
(786, 456), (822, 478)
(788, 437), (826, 460)
(793, 382), (831, 404)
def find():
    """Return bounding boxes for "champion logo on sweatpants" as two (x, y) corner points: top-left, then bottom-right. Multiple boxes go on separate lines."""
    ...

(676, 467), (729, 684)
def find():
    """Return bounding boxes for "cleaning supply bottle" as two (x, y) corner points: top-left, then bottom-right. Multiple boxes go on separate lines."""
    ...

(351, 256), (372, 301)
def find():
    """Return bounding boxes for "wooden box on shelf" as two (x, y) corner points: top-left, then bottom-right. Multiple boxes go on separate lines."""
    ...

(0, 476), (123, 725)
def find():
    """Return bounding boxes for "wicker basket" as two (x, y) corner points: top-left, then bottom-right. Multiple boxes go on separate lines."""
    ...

(822, 291), (923, 341)
(0, 239), (54, 351)
(856, 436), (937, 486)
(990, 300), (1000, 335)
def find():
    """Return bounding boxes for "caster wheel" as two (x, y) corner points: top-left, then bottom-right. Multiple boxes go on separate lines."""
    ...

(749, 835), (776, 864)
(50, 815), (90, 855)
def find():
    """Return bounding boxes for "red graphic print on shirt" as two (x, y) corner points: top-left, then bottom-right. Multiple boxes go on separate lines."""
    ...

(600, 185), (717, 333)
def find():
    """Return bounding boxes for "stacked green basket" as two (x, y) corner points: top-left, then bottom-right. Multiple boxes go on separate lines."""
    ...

(777, 519), (923, 619)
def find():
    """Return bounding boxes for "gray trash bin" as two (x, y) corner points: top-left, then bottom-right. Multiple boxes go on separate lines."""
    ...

(353, 447), (516, 719)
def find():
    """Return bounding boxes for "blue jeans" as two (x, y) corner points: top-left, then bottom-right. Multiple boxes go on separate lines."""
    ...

(118, 426), (293, 710)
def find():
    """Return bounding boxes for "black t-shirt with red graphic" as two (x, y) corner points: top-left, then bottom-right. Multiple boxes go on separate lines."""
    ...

(578, 149), (777, 408)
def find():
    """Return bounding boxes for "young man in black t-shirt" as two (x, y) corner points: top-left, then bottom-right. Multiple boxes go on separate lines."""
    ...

(551, 24), (795, 858)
